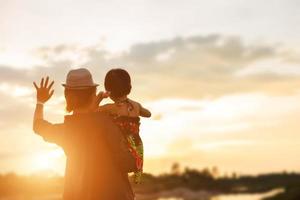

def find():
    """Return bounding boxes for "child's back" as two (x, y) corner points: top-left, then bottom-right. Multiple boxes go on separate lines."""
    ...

(99, 98), (151, 118)
(97, 69), (151, 183)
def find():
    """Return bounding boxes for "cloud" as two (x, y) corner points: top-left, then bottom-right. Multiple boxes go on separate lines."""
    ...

(1, 34), (300, 100)
(140, 92), (300, 174)
(1, 34), (300, 174)
(79, 34), (300, 98)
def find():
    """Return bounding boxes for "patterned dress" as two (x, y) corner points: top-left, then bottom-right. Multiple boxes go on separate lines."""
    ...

(113, 116), (143, 183)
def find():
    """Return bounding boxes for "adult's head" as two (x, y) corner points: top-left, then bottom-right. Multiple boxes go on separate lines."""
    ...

(62, 68), (98, 113)
(104, 68), (132, 100)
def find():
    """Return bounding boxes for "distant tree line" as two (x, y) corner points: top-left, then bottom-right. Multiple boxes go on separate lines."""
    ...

(0, 164), (299, 200)
(133, 163), (300, 200)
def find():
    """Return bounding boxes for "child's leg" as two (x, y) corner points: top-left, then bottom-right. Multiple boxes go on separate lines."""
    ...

(128, 135), (144, 183)
(133, 143), (144, 184)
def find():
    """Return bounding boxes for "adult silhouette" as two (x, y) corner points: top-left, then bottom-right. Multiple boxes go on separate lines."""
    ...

(33, 68), (136, 200)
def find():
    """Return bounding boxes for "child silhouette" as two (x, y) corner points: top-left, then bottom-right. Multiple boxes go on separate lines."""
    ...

(97, 68), (151, 183)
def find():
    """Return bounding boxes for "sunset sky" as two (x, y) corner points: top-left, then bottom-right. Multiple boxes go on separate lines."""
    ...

(0, 0), (300, 176)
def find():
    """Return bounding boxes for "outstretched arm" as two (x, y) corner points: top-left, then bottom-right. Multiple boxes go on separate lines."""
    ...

(139, 103), (151, 118)
(32, 77), (64, 145)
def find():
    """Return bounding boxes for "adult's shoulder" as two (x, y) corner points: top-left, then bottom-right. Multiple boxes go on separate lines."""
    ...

(92, 111), (113, 121)
(91, 112), (137, 173)
(64, 112), (113, 126)
(91, 112), (118, 130)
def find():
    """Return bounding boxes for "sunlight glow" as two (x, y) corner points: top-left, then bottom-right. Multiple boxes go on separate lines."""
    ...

(0, 49), (42, 68)
(197, 140), (255, 151)
(0, 83), (33, 97)
(31, 149), (64, 172)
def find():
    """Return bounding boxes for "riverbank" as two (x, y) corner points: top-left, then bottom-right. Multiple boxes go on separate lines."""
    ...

(135, 188), (284, 200)
(136, 187), (216, 200)
(0, 170), (299, 200)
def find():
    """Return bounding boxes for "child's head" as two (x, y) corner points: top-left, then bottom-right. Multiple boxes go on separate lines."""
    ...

(104, 68), (132, 100)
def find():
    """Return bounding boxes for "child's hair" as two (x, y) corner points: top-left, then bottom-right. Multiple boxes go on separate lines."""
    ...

(104, 68), (132, 98)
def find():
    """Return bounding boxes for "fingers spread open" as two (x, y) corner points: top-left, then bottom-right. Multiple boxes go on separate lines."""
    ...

(33, 82), (39, 90)
(48, 81), (54, 91)
(40, 78), (44, 88)
(45, 76), (49, 88)
(49, 90), (54, 98)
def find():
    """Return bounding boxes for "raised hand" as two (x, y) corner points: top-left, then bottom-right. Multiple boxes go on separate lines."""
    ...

(90, 91), (110, 111)
(33, 77), (55, 103)
(99, 91), (110, 99)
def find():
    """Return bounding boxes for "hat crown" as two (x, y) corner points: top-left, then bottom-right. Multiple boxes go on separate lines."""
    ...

(63, 68), (98, 89)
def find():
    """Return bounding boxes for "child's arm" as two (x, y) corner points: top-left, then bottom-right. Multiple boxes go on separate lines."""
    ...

(97, 104), (112, 113)
(92, 91), (110, 112)
(139, 103), (151, 118)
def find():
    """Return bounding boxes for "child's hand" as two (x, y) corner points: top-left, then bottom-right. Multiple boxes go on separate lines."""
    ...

(101, 91), (110, 98)
(90, 91), (110, 111)
(96, 91), (110, 102)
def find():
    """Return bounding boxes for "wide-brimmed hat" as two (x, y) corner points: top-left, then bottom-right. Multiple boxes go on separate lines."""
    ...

(62, 68), (99, 89)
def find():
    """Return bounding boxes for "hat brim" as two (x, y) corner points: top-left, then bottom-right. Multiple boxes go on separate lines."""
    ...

(62, 83), (99, 89)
